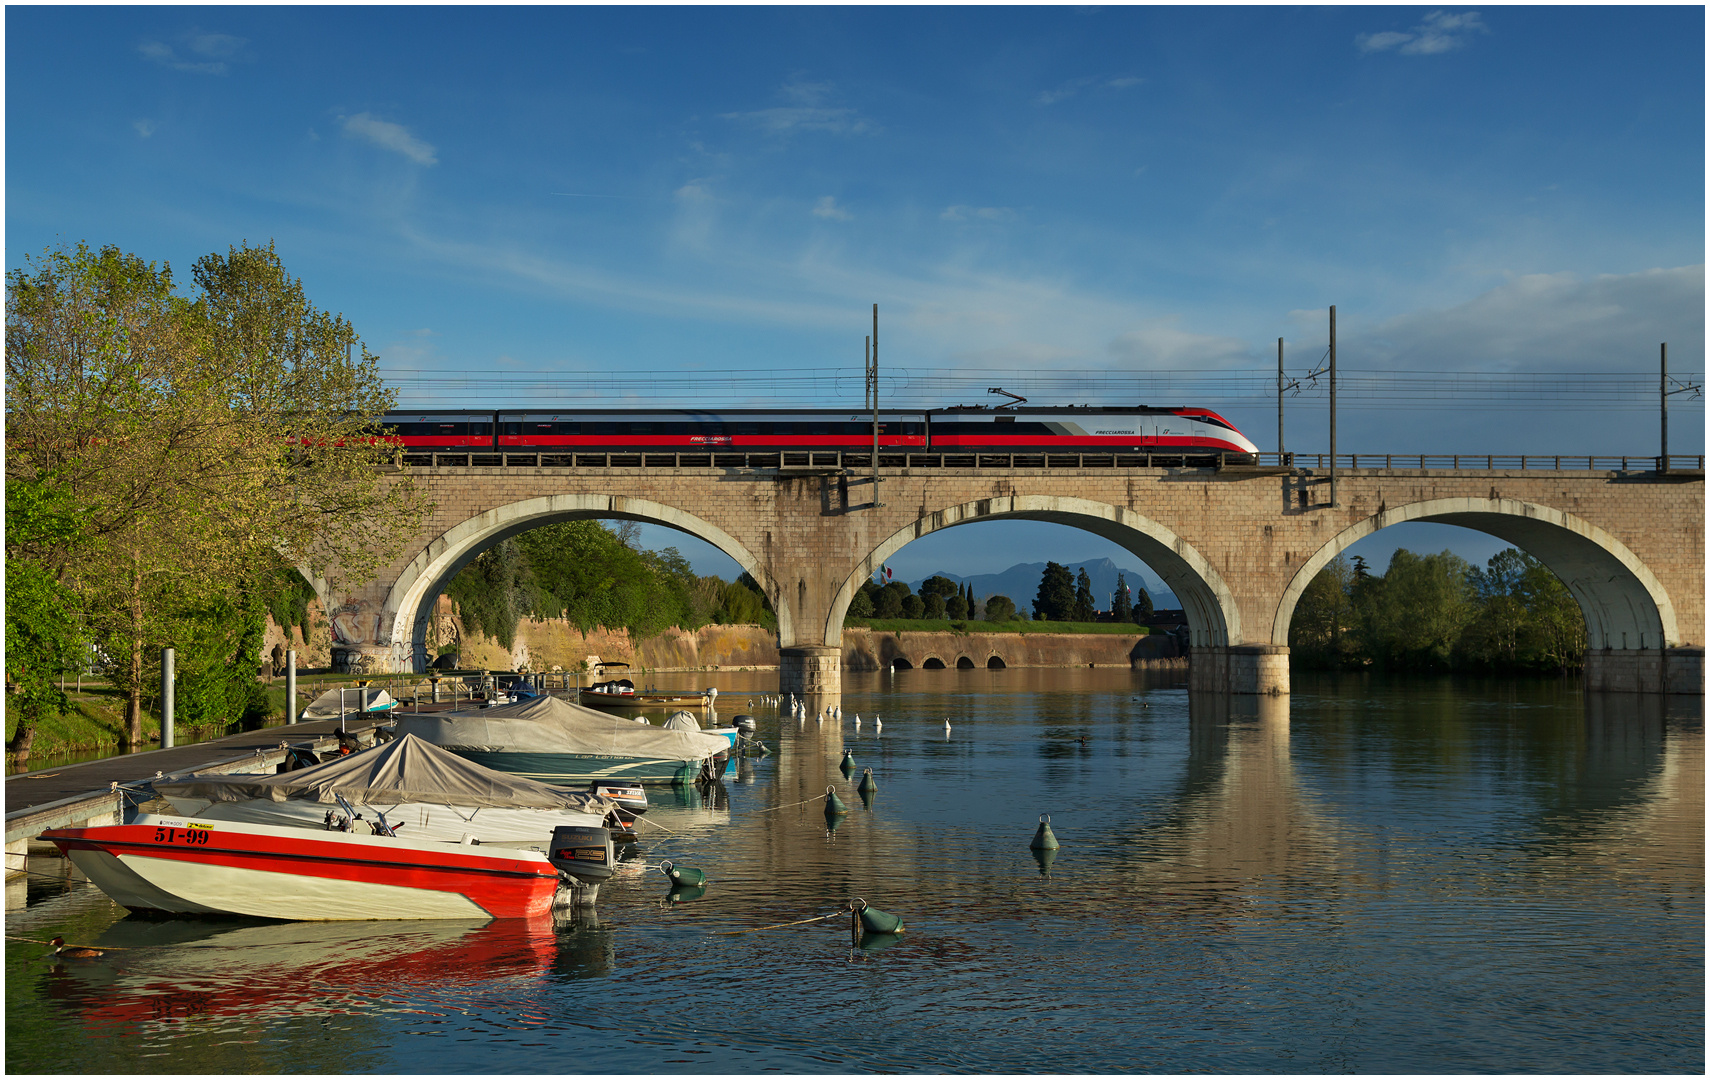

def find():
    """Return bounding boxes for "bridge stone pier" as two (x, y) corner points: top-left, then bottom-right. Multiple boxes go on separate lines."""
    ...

(320, 459), (1703, 697)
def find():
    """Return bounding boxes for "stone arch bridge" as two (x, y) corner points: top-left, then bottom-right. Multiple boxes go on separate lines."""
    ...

(318, 453), (1703, 696)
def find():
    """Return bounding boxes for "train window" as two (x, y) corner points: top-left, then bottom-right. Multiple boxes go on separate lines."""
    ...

(590, 422), (618, 436)
(531, 423), (555, 435)
(502, 423), (521, 436)
(995, 416), (1014, 423)
(470, 423), (491, 435)
(554, 422), (581, 435)
(629, 424), (652, 436)
(436, 424), (465, 434)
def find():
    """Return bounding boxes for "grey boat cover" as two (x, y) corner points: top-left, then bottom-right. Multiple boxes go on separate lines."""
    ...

(299, 687), (397, 720)
(661, 711), (701, 731)
(153, 734), (611, 811)
(391, 693), (729, 760)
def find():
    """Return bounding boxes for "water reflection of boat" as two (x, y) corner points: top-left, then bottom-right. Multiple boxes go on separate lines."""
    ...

(391, 694), (731, 786)
(42, 813), (611, 920)
(35, 917), (562, 1025)
(151, 734), (615, 845)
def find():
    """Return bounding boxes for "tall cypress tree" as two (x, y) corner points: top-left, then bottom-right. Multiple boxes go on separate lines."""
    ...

(1034, 562), (1075, 621)
(1073, 568), (1096, 622)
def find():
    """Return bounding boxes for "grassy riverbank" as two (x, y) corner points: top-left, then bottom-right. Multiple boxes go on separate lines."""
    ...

(6, 676), (343, 760)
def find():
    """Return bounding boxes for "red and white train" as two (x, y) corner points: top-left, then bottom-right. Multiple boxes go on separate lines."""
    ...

(377, 406), (1259, 460)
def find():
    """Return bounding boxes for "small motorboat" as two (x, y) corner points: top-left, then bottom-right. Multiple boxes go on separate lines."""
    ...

(391, 694), (731, 786)
(42, 814), (615, 921)
(151, 734), (618, 845)
(578, 663), (714, 710)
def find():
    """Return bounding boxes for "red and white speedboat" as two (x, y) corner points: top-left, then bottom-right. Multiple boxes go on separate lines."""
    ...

(42, 814), (613, 921)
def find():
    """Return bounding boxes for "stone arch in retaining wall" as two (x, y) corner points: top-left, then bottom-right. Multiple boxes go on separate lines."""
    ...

(987, 655), (1007, 669)
(826, 495), (1241, 650)
(957, 656), (976, 669)
(922, 656), (947, 669)
(384, 494), (770, 673)
(1272, 497), (1679, 651)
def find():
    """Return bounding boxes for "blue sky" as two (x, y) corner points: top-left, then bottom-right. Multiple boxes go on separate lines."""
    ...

(8, 6), (1703, 583)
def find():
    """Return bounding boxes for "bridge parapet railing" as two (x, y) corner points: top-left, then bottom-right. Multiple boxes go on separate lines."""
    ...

(398, 451), (1705, 474)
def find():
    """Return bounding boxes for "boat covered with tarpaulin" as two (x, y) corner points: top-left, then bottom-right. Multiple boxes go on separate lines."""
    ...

(152, 734), (615, 843)
(388, 694), (731, 785)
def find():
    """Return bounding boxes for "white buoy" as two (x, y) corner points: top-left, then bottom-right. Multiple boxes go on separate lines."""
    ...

(945, 719), (952, 734)
(854, 716), (861, 731)
(875, 717), (882, 734)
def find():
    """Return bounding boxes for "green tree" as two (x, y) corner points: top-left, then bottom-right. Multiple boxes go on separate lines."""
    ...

(984, 594), (1017, 622)
(1112, 573), (1134, 623)
(1034, 562), (1075, 621)
(7, 241), (426, 748)
(1289, 554), (1356, 665)
(4, 477), (88, 755)
(875, 582), (906, 619)
(945, 589), (969, 620)
(1133, 586), (1154, 626)
(1072, 568), (1096, 622)
(901, 593), (926, 619)
(923, 592), (947, 619)
(1358, 549), (1475, 670)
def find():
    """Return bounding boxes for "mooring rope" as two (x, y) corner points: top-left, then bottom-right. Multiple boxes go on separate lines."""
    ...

(710, 904), (853, 935)
(6, 934), (130, 950)
(753, 793), (830, 814)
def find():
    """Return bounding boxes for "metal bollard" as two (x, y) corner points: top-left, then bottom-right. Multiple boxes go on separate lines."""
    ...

(286, 650), (298, 725)
(161, 646), (176, 749)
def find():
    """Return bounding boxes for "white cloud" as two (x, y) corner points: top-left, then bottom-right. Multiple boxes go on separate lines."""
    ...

(941, 205), (1017, 223)
(1347, 265), (1704, 370)
(1357, 11), (1489, 55)
(1108, 319), (1255, 369)
(1037, 75), (1143, 105)
(341, 113), (438, 166)
(132, 119), (156, 138)
(722, 80), (877, 135)
(812, 196), (851, 221)
(137, 30), (248, 74)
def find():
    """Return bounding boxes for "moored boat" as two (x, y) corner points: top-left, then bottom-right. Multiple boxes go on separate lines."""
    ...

(41, 814), (611, 921)
(150, 734), (617, 844)
(390, 693), (731, 786)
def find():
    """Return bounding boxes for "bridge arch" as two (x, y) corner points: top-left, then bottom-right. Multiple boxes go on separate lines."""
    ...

(825, 495), (1241, 650)
(1271, 497), (1678, 651)
(384, 494), (775, 672)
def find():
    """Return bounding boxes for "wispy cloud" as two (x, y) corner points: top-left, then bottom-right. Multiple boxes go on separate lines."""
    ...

(341, 113), (438, 165)
(812, 196), (851, 221)
(941, 205), (1017, 223)
(132, 119), (156, 138)
(1037, 75), (1144, 105)
(721, 79), (877, 135)
(1344, 265), (1704, 371)
(138, 30), (247, 75)
(1357, 11), (1489, 55)
(1108, 319), (1254, 368)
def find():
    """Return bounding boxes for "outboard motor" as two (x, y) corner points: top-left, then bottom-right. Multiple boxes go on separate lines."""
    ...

(590, 782), (648, 816)
(547, 824), (615, 908)
(732, 715), (757, 735)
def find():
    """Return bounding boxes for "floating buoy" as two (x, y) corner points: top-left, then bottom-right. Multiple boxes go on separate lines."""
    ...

(875, 717), (882, 734)
(660, 860), (706, 887)
(1030, 814), (1060, 851)
(824, 786), (849, 817)
(854, 897), (904, 935)
(840, 749), (856, 774)
(857, 768), (877, 794)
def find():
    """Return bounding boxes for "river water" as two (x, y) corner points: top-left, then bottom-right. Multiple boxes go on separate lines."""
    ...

(6, 670), (1702, 1073)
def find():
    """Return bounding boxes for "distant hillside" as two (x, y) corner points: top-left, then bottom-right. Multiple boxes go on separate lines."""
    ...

(909, 557), (1178, 614)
